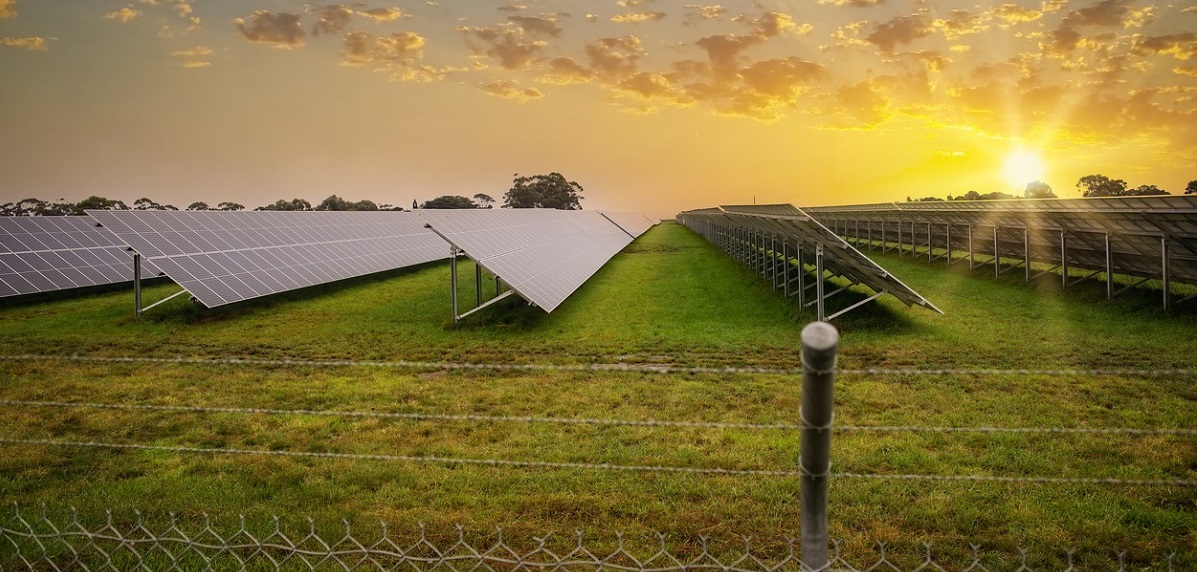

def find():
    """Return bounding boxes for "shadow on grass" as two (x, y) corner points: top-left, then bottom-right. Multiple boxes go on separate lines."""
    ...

(0, 277), (170, 310)
(137, 260), (449, 325)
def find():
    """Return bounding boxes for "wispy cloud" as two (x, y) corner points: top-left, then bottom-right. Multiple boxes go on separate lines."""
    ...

(104, 6), (141, 24)
(612, 12), (667, 24)
(479, 79), (543, 101)
(0, 0), (16, 19)
(172, 45), (212, 67)
(0, 36), (48, 51)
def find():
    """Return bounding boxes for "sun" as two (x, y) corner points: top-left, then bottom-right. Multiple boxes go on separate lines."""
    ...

(1002, 148), (1047, 189)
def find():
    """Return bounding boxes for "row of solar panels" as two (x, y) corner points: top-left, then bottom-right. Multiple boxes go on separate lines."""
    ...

(676, 204), (941, 320)
(803, 195), (1197, 307)
(1, 210), (657, 315)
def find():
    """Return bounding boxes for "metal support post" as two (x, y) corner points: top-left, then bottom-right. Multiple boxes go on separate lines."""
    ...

(772, 236), (780, 290)
(797, 247), (806, 307)
(1162, 235), (1171, 312)
(783, 241), (790, 298)
(799, 321), (838, 572)
(815, 244), (826, 322)
(496, 275), (502, 296)
(1061, 232), (1068, 289)
(867, 220), (872, 251)
(133, 253), (142, 318)
(927, 223), (933, 262)
(968, 226), (974, 270)
(1105, 234), (1114, 299)
(945, 224), (952, 265)
(1024, 228), (1031, 282)
(450, 246), (459, 322)
(993, 227), (1001, 278)
(475, 263), (483, 307)
(897, 223), (902, 256)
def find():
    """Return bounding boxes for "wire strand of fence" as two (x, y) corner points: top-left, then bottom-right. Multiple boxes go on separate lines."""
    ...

(2, 353), (1195, 378)
(2, 437), (1193, 487)
(3, 399), (1193, 437)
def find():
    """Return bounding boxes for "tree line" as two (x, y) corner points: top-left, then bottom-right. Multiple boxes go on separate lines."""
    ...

(1, 173), (586, 216)
(909, 176), (1197, 202)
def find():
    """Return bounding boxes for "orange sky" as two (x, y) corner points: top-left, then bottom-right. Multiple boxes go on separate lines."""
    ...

(1, 0), (1194, 219)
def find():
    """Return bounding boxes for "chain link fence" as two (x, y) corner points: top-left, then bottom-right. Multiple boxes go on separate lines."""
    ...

(0, 505), (1184, 572)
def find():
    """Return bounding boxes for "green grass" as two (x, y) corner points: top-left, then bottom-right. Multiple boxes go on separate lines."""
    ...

(1, 222), (1194, 569)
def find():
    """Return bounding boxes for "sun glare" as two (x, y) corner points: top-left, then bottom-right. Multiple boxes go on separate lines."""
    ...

(1002, 149), (1047, 189)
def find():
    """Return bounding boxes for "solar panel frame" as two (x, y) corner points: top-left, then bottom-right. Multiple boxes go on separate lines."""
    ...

(85, 210), (450, 309)
(596, 211), (655, 239)
(0, 216), (164, 298)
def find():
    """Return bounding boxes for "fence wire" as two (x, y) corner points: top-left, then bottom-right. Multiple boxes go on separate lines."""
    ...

(2, 353), (1195, 378)
(0, 505), (1184, 572)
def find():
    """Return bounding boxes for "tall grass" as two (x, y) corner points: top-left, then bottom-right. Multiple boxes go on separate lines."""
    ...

(1, 222), (1194, 568)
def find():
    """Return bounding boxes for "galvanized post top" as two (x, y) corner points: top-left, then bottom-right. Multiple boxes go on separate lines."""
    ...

(801, 321), (839, 351)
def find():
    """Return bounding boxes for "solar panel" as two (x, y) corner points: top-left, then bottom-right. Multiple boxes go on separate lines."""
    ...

(804, 196), (1197, 308)
(85, 210), (449, 308)
(597, 211), (656, 238)
(417, 209), (633, 314)
(678, 204), (941, 320)
(0, 216), (162, 298)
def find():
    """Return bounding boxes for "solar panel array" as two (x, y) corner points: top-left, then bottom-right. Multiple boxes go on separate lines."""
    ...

(804, 195), (1197, 308)
(417, 209), (635, 313)
(1, 216), (161, 298)
(85, 210), (449, 308)
(677, 204), (941, 320)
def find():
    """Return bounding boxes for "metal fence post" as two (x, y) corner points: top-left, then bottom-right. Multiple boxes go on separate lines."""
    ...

(800, 321), (838, 572)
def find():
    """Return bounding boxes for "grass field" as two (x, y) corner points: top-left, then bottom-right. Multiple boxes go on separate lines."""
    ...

(1, 222), (1195, 569)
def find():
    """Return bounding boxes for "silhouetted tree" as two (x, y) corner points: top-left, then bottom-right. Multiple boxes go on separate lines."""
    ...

(133, 197), (178, 210)
(1077, 175), (1128, 197)
(1126, 184), (1169, 196)
(1024, 181), (1056, 199)
(75, 196), (129, 213)
(216, 202), (245, 211)
(913, 196), (944, 202)
(473, 193), (494, 208)
(421, 195), (478, 209)
(187, 202), (210, 211)
(255, 198), (312, 211)
(1186, 180), (1197, 195)
(502, 173), (583, 209)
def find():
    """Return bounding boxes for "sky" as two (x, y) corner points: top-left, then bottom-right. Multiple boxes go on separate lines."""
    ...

(1, 0), (1195, 219)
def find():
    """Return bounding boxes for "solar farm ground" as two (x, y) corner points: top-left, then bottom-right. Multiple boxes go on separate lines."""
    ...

(1, 222), (1194, 568)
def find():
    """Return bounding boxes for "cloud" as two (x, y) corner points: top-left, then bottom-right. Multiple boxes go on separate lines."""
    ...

(1044, 0), (1151, 56)
(1175, 66), (1197, 77)
(508, 14), (563, 37)
(695, 33), (765, 74)
(866, 13), (933, 52)
(457, 24), (546, 69)
(824, 20), (870, 50)
(0, 0), (15, 19)
(618, 72), (679, 99)
(617, 0), (654, 6)
(540, 56), (595, 84)
(0, 36), (48, 51)
(683, 4), (725, 24)
(310, 5), (353, 36)
(497, 4), (526, 12)
(172, 45), (212, 67)
(933, 10), (988, 40)
(234, 11), (305, 48)
(343, 30), (425, 65)
(739, 57), (827, 97)
(734, 12), (805, 38)
(104, 7), (141, 23)
(357, 8), (408, 22)
(585, 36), (645, 78)
(612, 12), (667, 23)
(479, 79), (543, 101)
(1132, 33), (1197, 60)
(835, 78), (893, 125)
(992, 4), (1043, 25)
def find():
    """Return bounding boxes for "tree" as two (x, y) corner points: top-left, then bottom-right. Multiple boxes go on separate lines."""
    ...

(502, 172), (584, 209)
(1077, 175), (1128, 197)
(315, 195), (352, 211)
(913, 196), (944, 202)
(216, 202), (245, 211)
(255, 198), (312, 211)
(75, 196), (128, 213)
(133, 197), (178, 210)
(1024, 181), (1056, 199)
(421, 195), (478, 209)
(187, 202), (210, 211)
(1126, 184), (1169, 196)
(473, 193), (494, 208)
(1186, 180), (1197, 195)
(961, 190), (982, 201)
